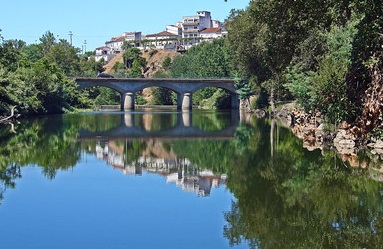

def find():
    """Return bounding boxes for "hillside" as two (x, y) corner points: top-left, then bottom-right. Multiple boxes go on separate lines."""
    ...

(103, 49), (180, 77)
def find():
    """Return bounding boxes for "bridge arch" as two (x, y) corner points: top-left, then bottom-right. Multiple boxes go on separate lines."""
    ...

(77, 81), (125, 94)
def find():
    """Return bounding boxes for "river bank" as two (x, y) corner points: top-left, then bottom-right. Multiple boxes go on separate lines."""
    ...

(271, 103), (383, 168)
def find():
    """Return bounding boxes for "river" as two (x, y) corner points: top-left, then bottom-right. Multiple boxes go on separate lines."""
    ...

(1, 109), (383, 249)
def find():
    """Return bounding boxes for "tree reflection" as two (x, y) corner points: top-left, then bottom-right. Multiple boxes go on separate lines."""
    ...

(223, 119), (383, 248)
(0, 114), (82, 197)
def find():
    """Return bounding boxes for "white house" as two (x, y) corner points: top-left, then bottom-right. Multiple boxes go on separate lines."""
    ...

(105, 31), (142, 53)
(105, 35), (126, 54)
(95, 46), (114, 62)
(212, 20), (222, 28)
(181, 11), (212, 40)
(145, 31), (180, 48)
(200, 27), (223, 41)
(122, 31), (142, 41)
(166, 25), (182, 36)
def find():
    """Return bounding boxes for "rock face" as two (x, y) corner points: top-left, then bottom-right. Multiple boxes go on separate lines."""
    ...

(276, 103), (383, 170)
(333, 123), (356, 155)
(277, 105), (328, 151)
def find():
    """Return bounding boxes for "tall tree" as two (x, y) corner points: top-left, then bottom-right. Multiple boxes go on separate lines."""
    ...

(39, 31), (56, 55)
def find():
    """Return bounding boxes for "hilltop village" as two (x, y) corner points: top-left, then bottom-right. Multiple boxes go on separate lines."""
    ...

(94, 11), (226, 63)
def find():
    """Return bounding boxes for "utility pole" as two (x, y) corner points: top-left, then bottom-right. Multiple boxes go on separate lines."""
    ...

(68, 31), (73, 45)
(83, 40), (87, 54)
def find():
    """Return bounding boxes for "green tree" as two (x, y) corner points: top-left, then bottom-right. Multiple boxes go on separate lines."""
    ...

(39, 31), (56, 55)
(127, 60), (142, 78)
(170, 38), (233, 108)
(234, 74), (256, 109)
(162, 56), (172, 70)
(45, 39), (81, 76)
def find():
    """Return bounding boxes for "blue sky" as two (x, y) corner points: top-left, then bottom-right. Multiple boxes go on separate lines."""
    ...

(0, 0), (250, 51)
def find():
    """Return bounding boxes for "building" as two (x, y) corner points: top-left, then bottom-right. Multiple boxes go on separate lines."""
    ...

(122, 31), (142, 41)
(212, 20), (222, 28)
(105, 31), (142, 53)
(105, 35), (126, 54)
(166, 25), (182, 36)
(181, 11), (212, 41)
(144, 31), (180, 49)
(93, 11), (226, 53)
(200, 27), (224, 41)
(94, 46), (114, 62)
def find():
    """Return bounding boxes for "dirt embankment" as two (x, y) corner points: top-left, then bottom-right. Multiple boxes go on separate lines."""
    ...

(103, 49), (179, 77)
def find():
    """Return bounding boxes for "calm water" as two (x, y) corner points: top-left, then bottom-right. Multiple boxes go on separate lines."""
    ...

(1, 109), (383, 249)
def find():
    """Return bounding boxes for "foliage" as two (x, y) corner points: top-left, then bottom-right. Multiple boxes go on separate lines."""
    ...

(199, 89), (230, 109)
(149, 87), (174, 105)
(162, 56), (171, 70)
(171, 39), (233, 108)
(226, 0), (381, 123)
(79, 57), (104, 77)
(171, 39), (233, 78)
(123, 47), (146, 69)
(285, 20), (359, 123)
(94, 87), (120, 105)
(148, 49), (158, 58)
(45, 39), (81, 76)
(127, 60), (143, 78)
(0, 30), (94, 116)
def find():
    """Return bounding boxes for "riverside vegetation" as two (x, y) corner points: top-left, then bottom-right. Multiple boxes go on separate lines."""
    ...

(1, 0), (383, 142)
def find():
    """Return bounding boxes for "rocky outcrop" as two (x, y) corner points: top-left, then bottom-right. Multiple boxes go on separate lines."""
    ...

(277, 105), (329, 151)
(276, 102), (383, 171)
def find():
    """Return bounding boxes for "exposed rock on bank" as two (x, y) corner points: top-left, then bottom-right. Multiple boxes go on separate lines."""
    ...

(275, 103), (383, 158)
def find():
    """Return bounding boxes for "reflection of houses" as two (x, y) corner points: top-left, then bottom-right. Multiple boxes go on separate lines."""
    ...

(166, 168), (226, 197)
(95, 142), (226, 197)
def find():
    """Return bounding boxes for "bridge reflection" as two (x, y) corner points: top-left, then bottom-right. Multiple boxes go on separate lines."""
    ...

(78, 111), (240, 140)
(79, 110), (241, 197)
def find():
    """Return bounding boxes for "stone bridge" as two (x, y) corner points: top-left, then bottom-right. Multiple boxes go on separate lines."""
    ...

(75, 77), (238, 110)
(78, 111), (239, 140)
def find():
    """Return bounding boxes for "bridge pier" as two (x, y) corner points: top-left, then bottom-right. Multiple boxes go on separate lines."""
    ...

(124, 113), (135, 127)
(177, 111), (192, 127)
(177, 92), (192, 110)
(231, 93), (240, 109)
(122, 92), (135, 110)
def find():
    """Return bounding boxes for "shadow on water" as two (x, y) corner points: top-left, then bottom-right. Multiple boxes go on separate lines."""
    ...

(1, 109), (383, 247)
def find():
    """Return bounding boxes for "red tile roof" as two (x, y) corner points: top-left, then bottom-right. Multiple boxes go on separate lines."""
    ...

(146, 31), (179, 38)
(201, 28), (222, 33)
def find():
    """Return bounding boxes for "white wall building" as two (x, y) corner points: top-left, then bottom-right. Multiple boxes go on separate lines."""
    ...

(95, 46), (114, 62)
(200, 27), (224, 41)
(144, 31), (180, 49)
(181, 11), (212, 40)
(166, 25), (182, 36)
(105, 31), (142, 53)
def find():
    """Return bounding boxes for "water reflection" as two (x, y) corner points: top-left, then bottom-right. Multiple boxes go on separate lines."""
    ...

(79, 110), (239, 139)
(1, 109), (383, 248)
(95, 141), (227, 197)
